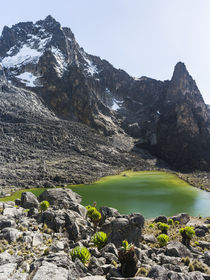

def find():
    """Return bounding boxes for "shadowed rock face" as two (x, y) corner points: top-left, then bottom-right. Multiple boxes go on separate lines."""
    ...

(0, 15), (210, 173)
(137, 62), (210, 171)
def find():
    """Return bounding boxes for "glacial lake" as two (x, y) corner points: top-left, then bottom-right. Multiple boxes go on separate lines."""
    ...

(69, 171), (210, 218)
(1, 171), (210, 218)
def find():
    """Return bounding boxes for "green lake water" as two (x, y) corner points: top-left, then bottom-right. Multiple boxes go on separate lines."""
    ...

(69, 171), (210, 218)
(1, 171), (210, 218)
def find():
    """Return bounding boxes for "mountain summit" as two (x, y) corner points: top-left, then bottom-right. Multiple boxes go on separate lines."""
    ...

(0, 16), (210, 185)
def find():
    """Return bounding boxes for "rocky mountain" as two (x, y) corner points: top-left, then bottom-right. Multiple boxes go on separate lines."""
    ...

(0, 15), (210, 189)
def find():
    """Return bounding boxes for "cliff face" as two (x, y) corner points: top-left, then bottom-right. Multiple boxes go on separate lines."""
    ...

(0, 16), (210, 172)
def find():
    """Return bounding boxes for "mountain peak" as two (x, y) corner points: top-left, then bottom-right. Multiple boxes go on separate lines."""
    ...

(44, 15), (57, 23)
(171, 61), (189, 81)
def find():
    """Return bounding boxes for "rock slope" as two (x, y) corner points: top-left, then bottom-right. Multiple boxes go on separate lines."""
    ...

(0, 189), (209, 279)
(0, 15), (210, 191)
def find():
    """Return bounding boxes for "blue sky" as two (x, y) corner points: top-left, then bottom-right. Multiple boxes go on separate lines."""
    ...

(1, 0), (210, 103)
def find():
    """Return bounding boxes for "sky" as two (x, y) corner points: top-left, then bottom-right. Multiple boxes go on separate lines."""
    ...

(1, 0), (210, 103)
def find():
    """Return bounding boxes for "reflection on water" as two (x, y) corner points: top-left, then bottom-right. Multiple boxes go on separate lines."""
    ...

(69, 171), (210, 218)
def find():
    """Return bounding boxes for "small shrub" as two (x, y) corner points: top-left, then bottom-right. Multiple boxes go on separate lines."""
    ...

(181, 256), (190, 265)
(91, 231), (108, 250)
(120, 240), (134, 252)
(157, 222), (169, 234)
(137, 266), (148, 276)
(118, 240), (138, 277)
(149, 223), (155, 228)
(180, 226), (195, 247)
(157, 234), (169, 247)
(40, 201), (50, 212)
(43, 248), (50, 255)
(71, 246), (91, 266)
(168, 219), (174, 225)
(189, 262), (194, 272)
(194, 241), (199, 246)
(86, 205), (101, 231)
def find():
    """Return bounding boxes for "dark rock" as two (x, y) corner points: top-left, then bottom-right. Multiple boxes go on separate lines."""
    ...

(0, 227), (21, 242)
(203, 251), (210, 266)
(38, 188), (81, 208)
(100, 243), (118, 257)
(101, 213), (144, 247)
(195, 225), (209, 237)
(198, 241), (210, 249)
(143, 234), (157, 243)
(14, 199), (21, 206)
(0, 218), (16, 229)
(171, 213), (190, 224)
(99, 206), (120, 225)
(154, 216), (167, 223)
(21, 192), (39, 209)
(166, 242), (192, 258)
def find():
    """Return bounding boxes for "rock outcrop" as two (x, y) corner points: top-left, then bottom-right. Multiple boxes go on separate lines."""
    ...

(0, 189), (209, 279)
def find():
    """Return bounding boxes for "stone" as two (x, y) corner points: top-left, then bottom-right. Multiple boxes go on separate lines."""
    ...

(0, 218), (16, 230)
(0, 251), (17, 265)
(21, 192), (39, 209)
(32, 262), (70, 280)
(143, 234), (157, 243)
(50, 241), (65, 252)
(0, 263), (17, 280)
(100, 243), (118, 257)
(39, 188), (81, 208)
(195, 225), (209, 237)
(203, 251), (210, 266)
(65, 210), (90, 241)
(42, 209), (66, 231)
(154, 216), (168, 223)
(198, 241), (210, 249)
(166, 242), (192, 258)
(101, 213), (144, 247)
(80, 277), (106, 280)
(171, 213), (190, 224)
(99, 206), (120, 225)
(32, 233), (43, 247)
(0, 228), (21, 242)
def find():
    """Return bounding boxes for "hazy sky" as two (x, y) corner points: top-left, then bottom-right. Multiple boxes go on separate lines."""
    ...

(1, 0), (210, 103)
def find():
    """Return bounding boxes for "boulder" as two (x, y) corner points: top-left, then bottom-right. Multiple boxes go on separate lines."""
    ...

(0, 228), (21, 242)
(32, 262), (70, 280)
(203, 251), (210, 266)
(101, 243), (118, 257)
(101, 213), (144, 247)
(166, 242), (192, 258)
(31, 253), (80, 280)
(65, 210), (90, 241)
(154, 216), (167, 223)
(21, 192), (39, 209)
(195, 225), (209, 237)
(171, 213), (190, 224)
(99, 206), (120, 225)
(0, 218), (16, 230)
(38, 188), (81, 208)
(42, 209), (66, 231)
(0, 263), (17, 280)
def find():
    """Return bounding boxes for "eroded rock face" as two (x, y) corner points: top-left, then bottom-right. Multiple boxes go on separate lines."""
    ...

(0, 15), (210, 180)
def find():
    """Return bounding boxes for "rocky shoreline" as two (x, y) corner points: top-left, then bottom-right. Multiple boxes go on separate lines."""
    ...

(0, 188), (209, 280)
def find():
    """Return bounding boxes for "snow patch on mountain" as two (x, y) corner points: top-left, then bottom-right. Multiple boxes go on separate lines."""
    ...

(83, 56), (98, 76)
(51, 46), (67, 77)
(1, 45), (42, 68)
(16, 72), (37, 87)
